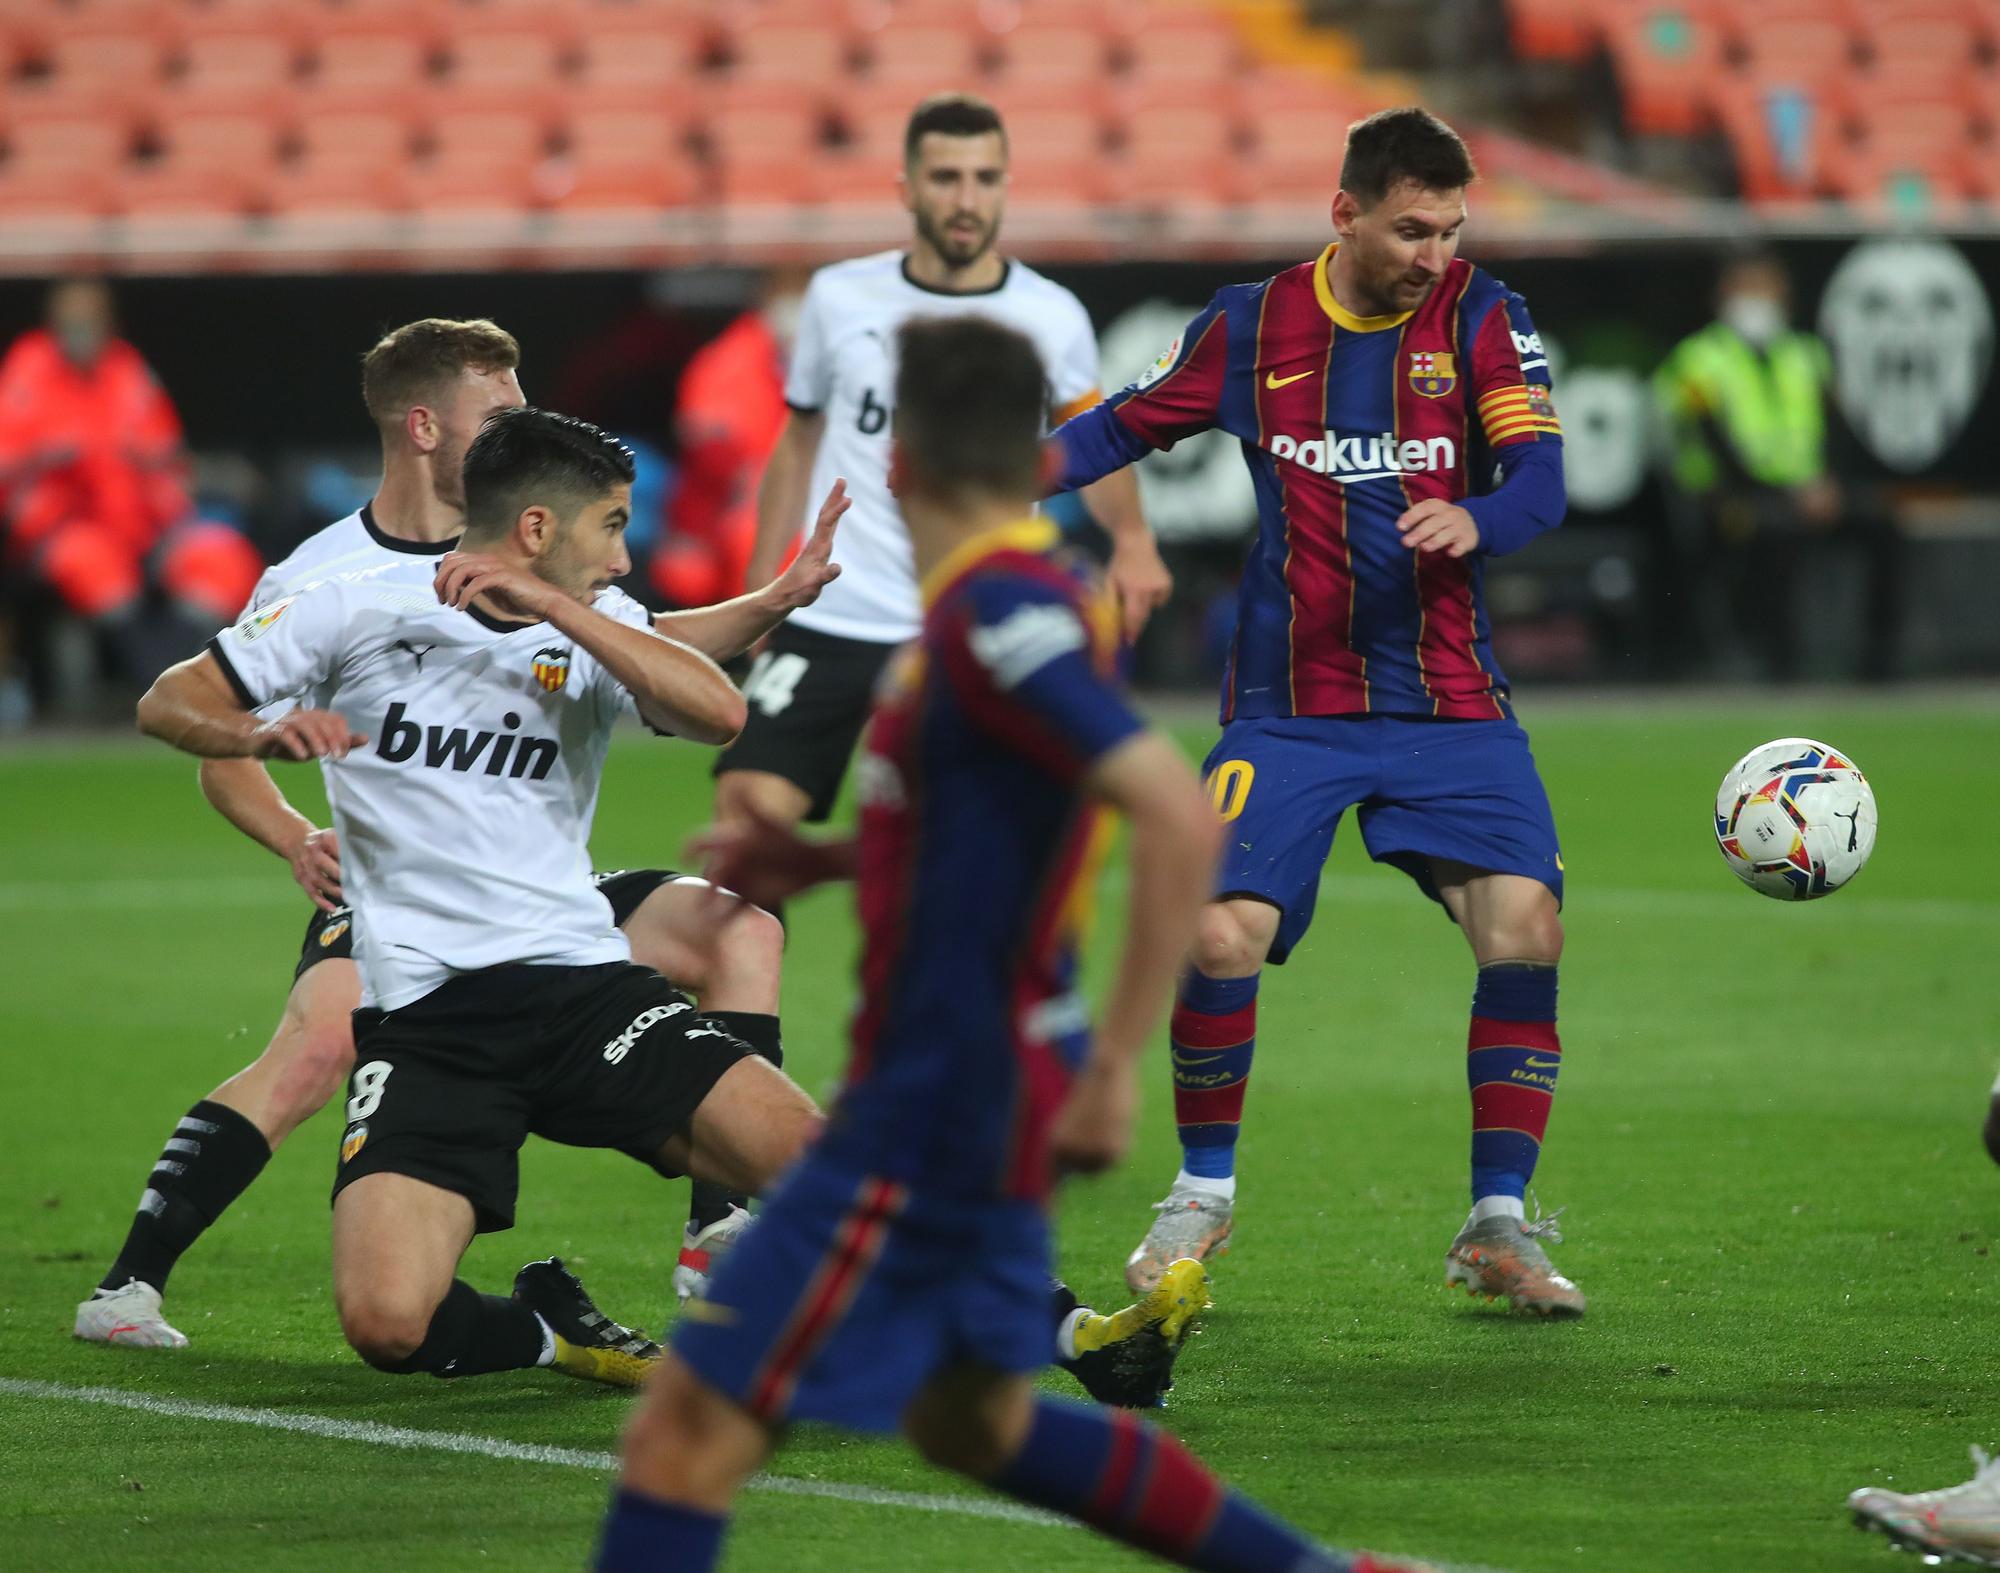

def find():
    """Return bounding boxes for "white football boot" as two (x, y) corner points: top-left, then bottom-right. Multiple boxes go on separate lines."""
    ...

(1445, 1200), (1586, 1318)
(672, 1204), (752, 1305)
(1125, 1184), (1234, 1294)
(1851, 1445), (2000, 1566)
(74, 1280), (189, 1349)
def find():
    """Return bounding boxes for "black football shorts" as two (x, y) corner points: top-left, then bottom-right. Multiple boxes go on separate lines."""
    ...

(333, 961), (753, 1232)
(712, 623), (900, 822)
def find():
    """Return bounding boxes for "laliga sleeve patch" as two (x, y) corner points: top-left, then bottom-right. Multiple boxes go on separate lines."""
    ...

(236, 596), (295, 642)
(1135, 333), (1183, 391)
(968, 604), (1088, 689)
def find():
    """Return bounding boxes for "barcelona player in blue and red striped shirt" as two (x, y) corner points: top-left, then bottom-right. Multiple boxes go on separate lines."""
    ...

(1054, 107), (1584, 1317)
(594, 318), (1424, 1573)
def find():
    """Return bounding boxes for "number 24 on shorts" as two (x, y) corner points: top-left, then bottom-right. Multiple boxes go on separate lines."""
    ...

(1207, 760), (1253, 822)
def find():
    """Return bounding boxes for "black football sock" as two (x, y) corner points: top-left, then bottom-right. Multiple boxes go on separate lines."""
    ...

(685, 1012), (783, 1233)
(98, 1099), (271, 1296)
(372, 1279), (549, 1378)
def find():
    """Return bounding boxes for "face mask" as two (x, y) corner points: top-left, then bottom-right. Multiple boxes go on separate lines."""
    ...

(1722, 293), (1786, 347)
(54, 321), (105, 365)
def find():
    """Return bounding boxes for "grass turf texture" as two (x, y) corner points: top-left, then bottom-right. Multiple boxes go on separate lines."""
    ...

(3, 694), (1997, 1573)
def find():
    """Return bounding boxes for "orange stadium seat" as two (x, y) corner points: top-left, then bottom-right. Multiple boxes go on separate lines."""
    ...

(310, 32), (436, 92)
(1000, 106), (1109, 161)
(1603, 3), (1728, 136)
(43, 29), (173, 89)
(294, 101), (424, 162)
(1710, 77), (1842, 199)
(987, 24), (1111, 85)
(1243, 104), (1355, 168)
(723, 23), (855, 82)
(3, 111), (136, 171)
(712, 155), (818, 207)
(442, 28), (570, 91)
(816, 150), (906, 208)
(1114, 148), (1242, 210)
(428, 107), (553, 163)
(540, 148), (702, 209)
(0, 161), (117, 218)
(562, 107), (687, 159)
(1506, 0), (1598, 63)
(307, 0), (448, 38)
(1121, 10), (1244, 85)
(264, 154), (413, 215)
(56, 0), (177, 39)
(403, 149), (542, 210)
(572, 25), (702, 88)
(1117, 103), (1239, 163)
(860, 24), (988, 82)
(171, 30), (303, 92)
(156, 110), (287, 167)
(1005, 140), (1110, 206)
(1732, 19), (1859, 90)
(114, 155), (268, 217)
(704, 103), (826, 163)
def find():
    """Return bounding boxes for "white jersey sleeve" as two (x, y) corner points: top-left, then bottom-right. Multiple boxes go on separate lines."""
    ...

(577, 587), (658, 715)
(783, 271), (836, 412)
(1044, 289), (1104, 421)
(210, 583), (349, 714)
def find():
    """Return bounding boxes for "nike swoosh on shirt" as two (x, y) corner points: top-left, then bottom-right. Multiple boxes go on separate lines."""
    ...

(1265, 370), (1314, 389)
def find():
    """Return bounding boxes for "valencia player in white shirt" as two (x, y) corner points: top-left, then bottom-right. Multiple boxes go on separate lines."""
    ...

(135, 408), (827, 1387)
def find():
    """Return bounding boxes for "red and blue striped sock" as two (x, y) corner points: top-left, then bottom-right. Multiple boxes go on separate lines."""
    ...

(994, 1396), (1348, 1571)
(1172, 971), (1259, 1182)
(1467, 962), (1561, 1208)
(593, 1488), (727, 1572)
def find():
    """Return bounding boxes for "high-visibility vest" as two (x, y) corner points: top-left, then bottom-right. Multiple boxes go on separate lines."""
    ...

(1653, 321), (1832, 492)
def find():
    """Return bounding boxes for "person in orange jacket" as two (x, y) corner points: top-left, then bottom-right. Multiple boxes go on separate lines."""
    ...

(0, 277), (261, 676)
(649, 271), (807, 611)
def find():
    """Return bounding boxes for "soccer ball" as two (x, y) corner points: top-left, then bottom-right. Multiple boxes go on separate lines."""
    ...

(1713, 738), (1876, 900)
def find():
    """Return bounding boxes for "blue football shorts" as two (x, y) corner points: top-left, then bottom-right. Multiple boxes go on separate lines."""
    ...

(1201, 713), (1563, 963)
(671, 1157), (1055, 1433)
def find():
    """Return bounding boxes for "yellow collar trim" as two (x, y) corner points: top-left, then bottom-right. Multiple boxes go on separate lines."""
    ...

(919, 518), (1058, 609)
(1313, 244), (1415, 333)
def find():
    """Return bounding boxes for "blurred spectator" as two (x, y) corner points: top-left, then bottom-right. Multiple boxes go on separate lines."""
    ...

(1653, 250), (1903, 680)
(0, 278), (262, 706)
(649, 269), (807, 610)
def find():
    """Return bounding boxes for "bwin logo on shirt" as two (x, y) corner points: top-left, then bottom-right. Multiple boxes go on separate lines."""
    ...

(1268, 431), (1457, 482)
(374, 701), (560, 779)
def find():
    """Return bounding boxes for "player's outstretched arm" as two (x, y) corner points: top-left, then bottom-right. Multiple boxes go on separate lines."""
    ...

(651, 477), (849, 660)
(138, 652), (365, 761)
(1051, 731), (1222, 1175)
(437, 552), (749, 745)
(743, 410), (826, 593)
(199, 758), (343, 911)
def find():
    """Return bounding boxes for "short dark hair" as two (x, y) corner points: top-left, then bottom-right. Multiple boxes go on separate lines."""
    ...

(361, 317), (520, 428)
(904, 92), (1006, 165)
(1339, 106), (1476, 208)
(460, 407), (635, 541)
(893, 316), (1046, 501)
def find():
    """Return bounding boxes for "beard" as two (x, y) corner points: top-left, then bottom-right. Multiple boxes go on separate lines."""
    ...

(430, 433), (469, 511)
(916, 205), (996, 270)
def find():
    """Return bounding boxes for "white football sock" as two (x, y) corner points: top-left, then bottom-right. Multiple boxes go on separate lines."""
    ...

(1056, 1307), (1089, 1362)
(1174, 1168), (1236, 1201)
(1471, 1194), (1526, 1224)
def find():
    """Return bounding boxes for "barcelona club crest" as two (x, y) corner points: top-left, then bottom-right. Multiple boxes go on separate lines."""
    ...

(532, 646), (571, 694)
(1408, 351), (1457, 399)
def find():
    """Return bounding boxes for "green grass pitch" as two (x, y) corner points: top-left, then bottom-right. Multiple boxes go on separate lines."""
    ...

(4, 694), (1998, 1572)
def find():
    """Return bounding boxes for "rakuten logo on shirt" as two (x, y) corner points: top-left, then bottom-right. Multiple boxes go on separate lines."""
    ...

(1268, 431), (1457, 482)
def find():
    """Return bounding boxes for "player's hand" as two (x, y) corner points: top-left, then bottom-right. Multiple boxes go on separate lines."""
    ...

(765, 478), (848, 613)
(287, 826), (343, 912)
(685, 804), (838, 912)
(1050, 1057), (1139, 1176)
(250, 709), (366, 763)
(1107, 534), (1173, 644)
(1396, 498), (1481, 558)
(435, 551), (562, 623)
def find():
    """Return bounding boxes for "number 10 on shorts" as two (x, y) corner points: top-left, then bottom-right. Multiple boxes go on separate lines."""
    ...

(1207, 760), (1254, 822)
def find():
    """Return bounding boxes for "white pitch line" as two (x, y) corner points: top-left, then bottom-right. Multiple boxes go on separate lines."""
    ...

(0, 1376), (1515, 1573)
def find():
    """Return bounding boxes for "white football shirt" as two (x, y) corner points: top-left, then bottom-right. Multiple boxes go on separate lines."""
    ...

(783, 250), (1103, 643)
(210, 563), (658, 1011)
